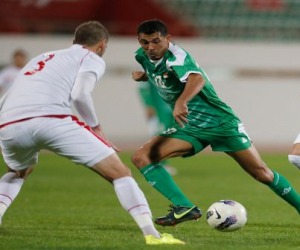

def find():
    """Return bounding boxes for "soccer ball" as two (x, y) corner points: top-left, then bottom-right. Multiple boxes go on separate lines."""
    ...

(206, 200), (247, 231)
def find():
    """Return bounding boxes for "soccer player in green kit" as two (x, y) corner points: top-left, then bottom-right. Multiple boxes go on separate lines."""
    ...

(131, 19), (300, 227)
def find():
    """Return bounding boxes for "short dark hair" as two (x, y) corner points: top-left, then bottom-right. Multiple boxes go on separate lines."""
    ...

(137, 19), (168, 36)
(73, 21), (109, 46)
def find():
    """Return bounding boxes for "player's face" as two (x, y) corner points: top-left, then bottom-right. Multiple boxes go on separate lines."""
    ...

(138, 32), (170, 60)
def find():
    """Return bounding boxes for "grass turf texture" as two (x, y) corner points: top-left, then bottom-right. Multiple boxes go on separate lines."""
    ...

(0, 151), (299, 249)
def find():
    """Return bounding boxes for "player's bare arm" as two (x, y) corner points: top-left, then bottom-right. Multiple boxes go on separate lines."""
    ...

(132, 71), (148, 81)
(173, 73), (205, 127)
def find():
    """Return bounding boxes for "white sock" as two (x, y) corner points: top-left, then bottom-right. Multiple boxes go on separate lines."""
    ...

(0, 172), (25, 218)
(288, 155), (300, 169)
(113, 176), (160, 238)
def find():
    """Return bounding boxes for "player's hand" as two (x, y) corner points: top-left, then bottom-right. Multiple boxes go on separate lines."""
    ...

(91, 125), (121, 152)
(173, 100), (189, 127)
(132, 71), (148, 81)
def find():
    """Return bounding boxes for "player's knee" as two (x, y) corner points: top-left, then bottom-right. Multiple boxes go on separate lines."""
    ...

(131, 152), (142, 169)
(131, 151), (148, 169)
(14, 166), (34, 179)
(288, 155), (300, 169)
(92, 159), (132, 182)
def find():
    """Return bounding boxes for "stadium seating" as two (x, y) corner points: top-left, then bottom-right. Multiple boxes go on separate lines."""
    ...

(153, 0), (300, 40)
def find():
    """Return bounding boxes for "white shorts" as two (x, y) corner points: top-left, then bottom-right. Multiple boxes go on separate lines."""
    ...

(0, 116), (115, 170)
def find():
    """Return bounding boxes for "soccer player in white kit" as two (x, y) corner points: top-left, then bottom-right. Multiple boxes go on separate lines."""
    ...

(0, 21), (184, 245)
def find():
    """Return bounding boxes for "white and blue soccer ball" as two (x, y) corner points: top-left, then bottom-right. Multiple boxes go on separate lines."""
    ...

(206, 200), (247, 231)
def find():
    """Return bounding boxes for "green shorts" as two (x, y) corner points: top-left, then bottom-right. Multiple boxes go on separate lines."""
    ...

(159, 119), (252, 157)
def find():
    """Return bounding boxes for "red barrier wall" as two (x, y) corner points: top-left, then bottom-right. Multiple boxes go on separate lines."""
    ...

(0, 0), (198, 36)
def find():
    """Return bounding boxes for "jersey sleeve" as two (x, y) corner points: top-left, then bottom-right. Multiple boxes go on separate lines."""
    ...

(71, 71), (99, 127)
(167, 46), (202, 83)
(134, 48), (147, 70)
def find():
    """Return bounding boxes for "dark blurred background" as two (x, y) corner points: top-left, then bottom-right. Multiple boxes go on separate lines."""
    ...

(1, 0), (300, 40)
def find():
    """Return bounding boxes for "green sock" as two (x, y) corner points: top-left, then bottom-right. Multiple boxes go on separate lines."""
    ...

(140, 163), (194, 207)
(267, 171), (300, 214)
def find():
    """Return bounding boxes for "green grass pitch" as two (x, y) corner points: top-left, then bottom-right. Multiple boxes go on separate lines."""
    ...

(0, 151), (300, 249)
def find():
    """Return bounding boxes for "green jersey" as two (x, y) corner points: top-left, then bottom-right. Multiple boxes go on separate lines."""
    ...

(135, 43), (240, 130)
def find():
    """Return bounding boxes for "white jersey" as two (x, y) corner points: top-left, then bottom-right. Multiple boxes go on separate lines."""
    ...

(0, 65), (20, 95)
(0, 44), (105, 125)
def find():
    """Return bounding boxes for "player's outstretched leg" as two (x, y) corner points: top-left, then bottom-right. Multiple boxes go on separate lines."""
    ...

(0, 172), (25, 224)
(229, 147), (300, 214)
(267, 171), (300, 214)
(139, 163), (202, 226)
(113, 176), (185, 244)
